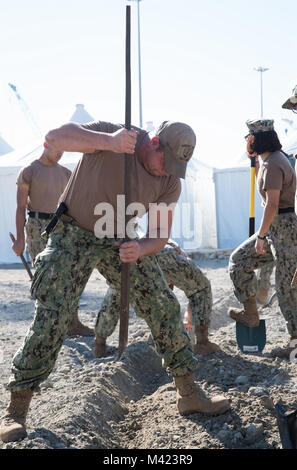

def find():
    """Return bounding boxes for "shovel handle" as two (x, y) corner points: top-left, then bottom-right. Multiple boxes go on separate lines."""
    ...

(249, 156), (256, 237)
(9, 232), (33, 280)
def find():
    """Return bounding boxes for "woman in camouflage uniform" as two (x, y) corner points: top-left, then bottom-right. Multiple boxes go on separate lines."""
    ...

(228, 119), (297, 358)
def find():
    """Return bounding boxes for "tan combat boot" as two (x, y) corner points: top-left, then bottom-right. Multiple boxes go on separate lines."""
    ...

(67, 310), (94, 337)
(256, 287), (269, 305)
(174, 372), (230, 416)
(271, 334), (297, 359)
(92, 335), (108, 358)
(0, 390), (33, 443)
(194, 325), (220, 355)
(228, 295), (260, 327)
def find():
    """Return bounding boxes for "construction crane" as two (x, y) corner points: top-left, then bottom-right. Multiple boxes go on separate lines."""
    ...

(8, 83), (42, 139)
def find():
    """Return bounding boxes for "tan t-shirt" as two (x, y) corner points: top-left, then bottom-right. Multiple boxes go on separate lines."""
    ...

(257, 151), (296, 208)
(17, 159), (72, 213)
(59, 121), (181, 236)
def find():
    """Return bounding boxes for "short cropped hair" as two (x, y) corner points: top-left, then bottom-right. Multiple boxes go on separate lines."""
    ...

(250, 130), (282, 154)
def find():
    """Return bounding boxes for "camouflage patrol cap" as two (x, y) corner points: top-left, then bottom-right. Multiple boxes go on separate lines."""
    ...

(246, 119), (274, 134)
(155, 121), (196, 179)
(282, 85), (297, 109)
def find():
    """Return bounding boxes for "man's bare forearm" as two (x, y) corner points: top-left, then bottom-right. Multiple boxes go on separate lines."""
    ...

(16, 206), (26, 241)
(258, 203), (278, 237)
(139, 234), (168, 257)
(45, 123), (112, 153)
(45, 123), (137, 155)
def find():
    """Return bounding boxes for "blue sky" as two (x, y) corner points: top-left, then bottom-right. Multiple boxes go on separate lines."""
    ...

(0, 0), (297, 167)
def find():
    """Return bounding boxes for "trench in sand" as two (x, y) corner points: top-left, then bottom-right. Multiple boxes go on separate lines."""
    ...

(27, 338), (170, 449)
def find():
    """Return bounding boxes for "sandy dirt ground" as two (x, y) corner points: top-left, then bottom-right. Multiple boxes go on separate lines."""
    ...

(0, 257), (296, 450)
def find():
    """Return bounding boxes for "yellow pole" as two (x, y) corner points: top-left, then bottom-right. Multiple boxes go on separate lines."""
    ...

(249, 156), (256, 236)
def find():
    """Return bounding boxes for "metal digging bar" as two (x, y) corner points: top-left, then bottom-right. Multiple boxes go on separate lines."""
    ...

(118, 5), (132, 360)
(9, 232), (33, 280)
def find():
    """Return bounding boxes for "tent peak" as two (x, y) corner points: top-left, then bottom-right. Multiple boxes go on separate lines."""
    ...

(70, 103), (94, 124)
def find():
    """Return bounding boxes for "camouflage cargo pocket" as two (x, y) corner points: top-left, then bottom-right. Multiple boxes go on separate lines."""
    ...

(30, 247), (66, 310)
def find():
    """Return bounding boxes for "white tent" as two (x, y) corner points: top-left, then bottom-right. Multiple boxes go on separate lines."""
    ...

(137, 157), (218, 251)
(213, 164), (263, 249)
(0, 134), (13, 156)
(0, 81), (42, 150)
(69, 104), (94, 124)
(0, 105), (94, 264)
(177, 158), (217, 250)
(283, 129), (297, 157)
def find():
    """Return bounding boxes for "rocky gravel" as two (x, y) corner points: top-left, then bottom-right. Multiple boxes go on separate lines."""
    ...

(0, 258), (296, 450)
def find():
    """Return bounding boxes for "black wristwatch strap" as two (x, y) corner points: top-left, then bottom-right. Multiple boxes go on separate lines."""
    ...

(257, 235), (266, 240)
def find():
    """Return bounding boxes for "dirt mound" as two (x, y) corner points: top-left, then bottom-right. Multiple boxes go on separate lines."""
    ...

(1, 337), (164, 449)
(1, 261), (297, 450)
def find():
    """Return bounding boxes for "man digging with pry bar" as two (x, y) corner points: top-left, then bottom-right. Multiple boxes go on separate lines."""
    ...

(0, 119), (230, 443)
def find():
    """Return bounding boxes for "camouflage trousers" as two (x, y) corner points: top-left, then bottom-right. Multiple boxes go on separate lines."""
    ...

(7, 221), (198, 391)
(257, 262), (274, 290)
(25, 217), (49, 266)
(25, 216), (80, 318)
(96, 246), (212, 339)
(229, 213), (297, 335)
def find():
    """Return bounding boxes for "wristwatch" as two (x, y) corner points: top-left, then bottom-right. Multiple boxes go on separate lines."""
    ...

(257, 234), (266, 240)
